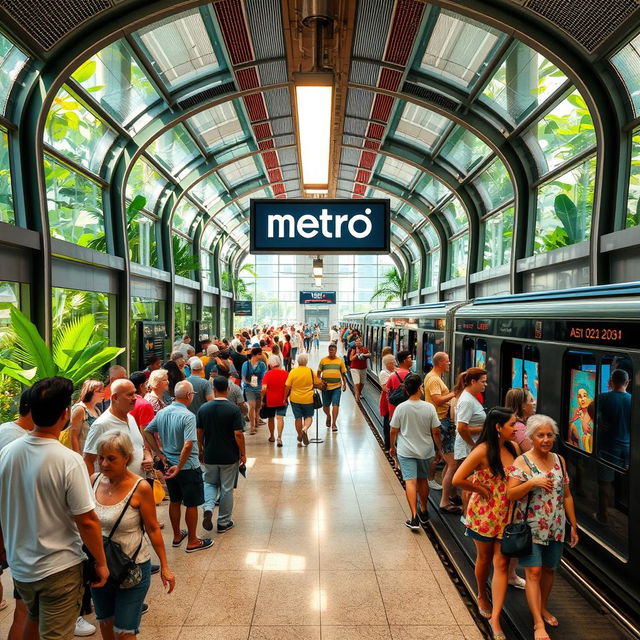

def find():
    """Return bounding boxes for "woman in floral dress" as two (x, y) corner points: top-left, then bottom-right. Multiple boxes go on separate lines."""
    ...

(453, 407), (519, 640)
(507, 414), (579, 640)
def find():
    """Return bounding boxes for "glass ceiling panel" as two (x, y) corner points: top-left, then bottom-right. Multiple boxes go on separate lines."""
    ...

(534, 89), (596, 174)
(415, 174), (449, 205)
(0, 33), (27, 115)
(420, 9), (505, 89)
(474, 157), (514, 211)
(481, 41), (567, 123)
(394, 103), (450, 151)
(137, 8), (221, 90)
(148, 124), (201, 175)
(189, 174), (224, 207)
(214, 206), (238, 228)
(390, 222), (408, 242)
(220, 240), (237, 262)
(441, 198), (468, 233)
(422, 221), (440, 249)
(126, 158), (169, 212)
(218, 156), (261, 188)
(215, 142), (253, 165)
(188, 102), (245, 152)
(201, 224), (217, 250)
(72, 40), (160, 127)
(611, 33), (640, 118)
(237, 188), (270, 212)
(439, 126), (492, 174)
(44, 87), (117, 175)
(378, 156), (419, 187)
(172, 199), (199, 233)
(399, 205), (424, 226)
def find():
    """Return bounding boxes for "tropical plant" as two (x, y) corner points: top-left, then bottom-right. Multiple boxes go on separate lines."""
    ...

(222, 263), (257, 299)
(0, 306), (125, 387)
(370, 267), (407, 306)
(173, 235), (200, 279)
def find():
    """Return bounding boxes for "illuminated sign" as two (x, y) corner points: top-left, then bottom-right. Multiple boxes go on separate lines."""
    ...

(557, 321), (632, 346)
(299, 291), (336, 304)
(250, 199), (390, 254)
(233, 300), (253, 316)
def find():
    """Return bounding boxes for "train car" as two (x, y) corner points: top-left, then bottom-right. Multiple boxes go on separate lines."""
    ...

(453, 284), (640, 618)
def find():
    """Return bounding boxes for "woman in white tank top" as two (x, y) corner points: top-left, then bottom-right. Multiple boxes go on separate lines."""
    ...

(90, 430), (175, 638)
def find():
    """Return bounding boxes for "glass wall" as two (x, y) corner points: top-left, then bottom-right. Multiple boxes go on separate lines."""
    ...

(0, 129), (15, 224)
(51, 288), (110, 341)
(174, 302), (193, 340)
(0, 281), (21, 423)
(482, 206), (514, 269)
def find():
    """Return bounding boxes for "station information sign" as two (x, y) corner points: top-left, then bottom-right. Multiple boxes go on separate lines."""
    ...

(233, 300), (253, 316)
(299, 291), (336, 305)
(250, 199), (390, 254)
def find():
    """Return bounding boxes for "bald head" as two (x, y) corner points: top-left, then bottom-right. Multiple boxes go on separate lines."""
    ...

(108, 365), (127, 383)
(174, 380), (194, 405)
(432, 351), (450, 372)
(109, 379), (136, 419)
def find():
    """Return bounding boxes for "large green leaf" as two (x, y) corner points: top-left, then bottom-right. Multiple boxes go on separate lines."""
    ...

(53, 314), (96, 370)
(63, 340), (106, 374)
(9, 307), (56, 378)
(0, 359), (38, 386)
(67, 346), (125, 386)
(554, 194), (580, 244)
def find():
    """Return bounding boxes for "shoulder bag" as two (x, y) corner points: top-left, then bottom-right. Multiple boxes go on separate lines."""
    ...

(388, 372), (409, 407)
(88, 476), (146, 589)
(500, 455), (534, 558)
(310, 367), (323, 410)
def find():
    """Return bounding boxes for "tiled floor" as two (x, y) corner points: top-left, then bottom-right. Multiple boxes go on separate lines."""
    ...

(0, 345), (483, 640)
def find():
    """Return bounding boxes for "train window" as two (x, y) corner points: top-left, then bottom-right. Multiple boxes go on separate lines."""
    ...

(387, 329), (396, 355)
(565, 351), (596, 453)
(462, 337), (475, 369)
(501, 343), (540, 407)
(474, 339), (487, 369)
(596, 355), (632, 470)
(423, 332), (436, 374)
(408, 330), (418, 372)
(397, 329), (406, 353)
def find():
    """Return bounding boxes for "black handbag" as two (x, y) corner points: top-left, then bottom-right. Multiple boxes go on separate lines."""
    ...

(388, 372), (409, 407)
(310, 368), (323, 410)
(501, 483), (533, 558)
(89, 476), (145, 589)
(259, 404), (269, 419)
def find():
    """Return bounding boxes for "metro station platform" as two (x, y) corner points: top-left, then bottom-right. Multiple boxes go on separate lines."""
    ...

(0, 345), (482, 640)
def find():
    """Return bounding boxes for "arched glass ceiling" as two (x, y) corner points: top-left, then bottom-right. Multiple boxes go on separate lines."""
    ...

(0, 32), (28, 115)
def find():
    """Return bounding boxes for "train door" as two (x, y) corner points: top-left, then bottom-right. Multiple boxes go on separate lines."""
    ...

(423, 332), (436, 374)
(409, 329), (418, 372)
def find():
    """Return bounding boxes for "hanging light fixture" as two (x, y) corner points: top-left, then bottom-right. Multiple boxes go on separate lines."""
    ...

(312, 257), (323, 277)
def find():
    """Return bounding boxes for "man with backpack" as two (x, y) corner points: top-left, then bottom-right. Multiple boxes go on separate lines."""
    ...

(389, 373), (442, 531)
(385, 350), (414, 420)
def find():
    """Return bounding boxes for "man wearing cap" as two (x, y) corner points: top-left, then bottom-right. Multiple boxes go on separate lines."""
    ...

(186, 358), (214, 415)
(204, 344), (220, 380)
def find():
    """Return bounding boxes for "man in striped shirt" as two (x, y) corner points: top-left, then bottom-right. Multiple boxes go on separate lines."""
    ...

(317, 343), (347, 432)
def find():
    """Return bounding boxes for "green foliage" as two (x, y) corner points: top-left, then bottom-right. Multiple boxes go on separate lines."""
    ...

(0, 307), (124, 387)
(370, 268), (407, 306)
(173, 235), (200, 279)
(221, 267), (253, 300)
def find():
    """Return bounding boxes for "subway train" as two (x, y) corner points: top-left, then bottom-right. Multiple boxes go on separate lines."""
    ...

(341, 283), (640, 623)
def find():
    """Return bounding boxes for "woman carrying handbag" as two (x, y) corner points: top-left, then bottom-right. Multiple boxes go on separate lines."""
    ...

(507, 414), (579, 640)
(90, 430), (175, 640)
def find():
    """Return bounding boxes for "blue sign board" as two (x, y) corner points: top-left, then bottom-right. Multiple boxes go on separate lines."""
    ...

(233, 300), (253, 316)
(250, 199), (390, 254)
(300, 291), (336, 305)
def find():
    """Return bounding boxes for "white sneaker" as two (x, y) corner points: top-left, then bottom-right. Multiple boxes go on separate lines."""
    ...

(74, 617), (96, 637)
(428, 479), (442, 490)
(508, 575), (526, 589)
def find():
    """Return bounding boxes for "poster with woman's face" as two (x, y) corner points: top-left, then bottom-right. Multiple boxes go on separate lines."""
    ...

(568, 369), (595, 453)
(523, 360), (539, 404)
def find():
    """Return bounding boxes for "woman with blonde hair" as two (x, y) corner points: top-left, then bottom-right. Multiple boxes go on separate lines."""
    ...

(145, 369), (169, 414)
(65, 379), (104, 453)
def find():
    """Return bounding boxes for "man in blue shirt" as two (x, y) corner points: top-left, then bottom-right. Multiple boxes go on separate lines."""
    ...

(143, 380), (213, 553)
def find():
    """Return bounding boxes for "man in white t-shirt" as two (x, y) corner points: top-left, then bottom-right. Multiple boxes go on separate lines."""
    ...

(0, 377), (107, 640)
(0, 388), (33, 452)
(390, 373), (442, 531)
(83, 378), (152, 477)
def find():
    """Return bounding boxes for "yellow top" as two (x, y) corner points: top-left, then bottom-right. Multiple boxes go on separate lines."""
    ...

(317, 356), (346, 390)
(285, 366), (322, 404)
(424, 370), (450, 419)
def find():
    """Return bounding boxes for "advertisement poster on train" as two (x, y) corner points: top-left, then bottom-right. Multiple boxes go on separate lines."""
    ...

(511, 358), (523, 389)
(523, 360), (539, 404)
(568, 369), (595, 453)
(474, 349), (487, 369)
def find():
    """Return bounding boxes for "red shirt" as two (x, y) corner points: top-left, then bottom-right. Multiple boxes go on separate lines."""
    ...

(385, 369), (410, 419)
(349, 346), (370, 370)
(262, 369), (289, 407)
(130, 394), (155, 428)
(282, 341), (292, 358)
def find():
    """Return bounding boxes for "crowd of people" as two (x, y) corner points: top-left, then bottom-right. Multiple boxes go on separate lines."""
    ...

(0, 321), (582, 640)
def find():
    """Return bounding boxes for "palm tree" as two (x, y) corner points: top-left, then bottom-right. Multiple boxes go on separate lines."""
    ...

(222, 263), (257, 300)
(370, 267), (408, 306)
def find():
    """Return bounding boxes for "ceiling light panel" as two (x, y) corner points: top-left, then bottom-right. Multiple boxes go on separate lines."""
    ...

(137, 8), (220, 90)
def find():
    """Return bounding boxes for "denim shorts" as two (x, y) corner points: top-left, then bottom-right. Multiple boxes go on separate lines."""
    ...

(291, 401), (314, 419)
(244, 388), (262, 404)
(263, 405), (287, 418)
(397, 455), (432, 480)
(518, 540), (564, 569)
(465, 527), (498, 543)
(91, 561), (151, 635)
(321, 387), (342, 407)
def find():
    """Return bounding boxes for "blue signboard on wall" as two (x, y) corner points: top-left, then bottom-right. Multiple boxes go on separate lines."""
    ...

(250, 199), (390, 254)
(300, 291), (336, 304)
(234, 300), (253, 316)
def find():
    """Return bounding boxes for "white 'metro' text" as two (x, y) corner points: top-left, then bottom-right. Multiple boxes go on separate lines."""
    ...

(267, 208), (373, 239)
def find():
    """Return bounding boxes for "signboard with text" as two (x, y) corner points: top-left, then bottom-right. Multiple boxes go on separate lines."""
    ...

(250, 199), (390, 254)
(233, 300), (253, 316)
(299, 291), (336, 305)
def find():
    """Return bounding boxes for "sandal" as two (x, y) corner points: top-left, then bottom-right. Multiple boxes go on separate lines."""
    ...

(542, 613), (558, 627)
(534, 623), (551, 640)
(268, 437), (275, 442)
(171, 530), (188, 547)
(477, 601), (492, 619)
(186, 538), (214, 553)
(439, 505), (462, 515)
(277, 438), (283, 447)
(332, 426), (338, 432)
(0, 599), (8, 611)
(249, 429), (257, 435)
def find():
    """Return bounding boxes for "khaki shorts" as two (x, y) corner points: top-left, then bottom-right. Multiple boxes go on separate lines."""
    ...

(350, 368), (366, 385)
(14, 563), (84, 640)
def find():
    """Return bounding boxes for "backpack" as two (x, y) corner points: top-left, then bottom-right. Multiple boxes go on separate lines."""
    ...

(388, 372), (409, 407)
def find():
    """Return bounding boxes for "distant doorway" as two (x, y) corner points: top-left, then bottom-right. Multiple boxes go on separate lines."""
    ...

(304, 308), (330, 339)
